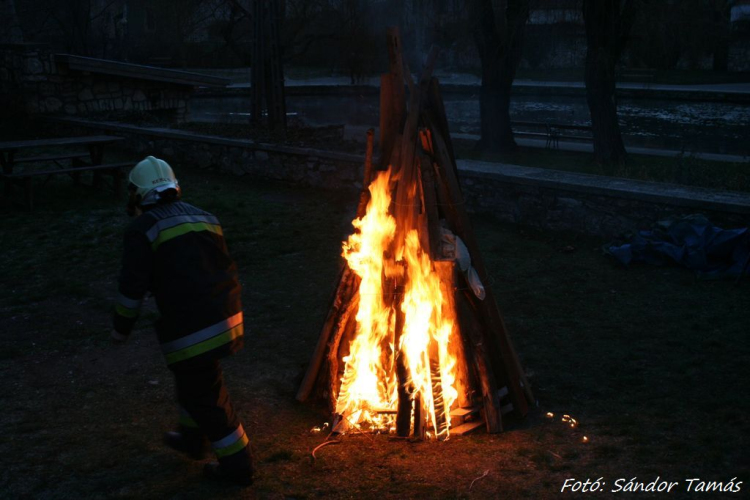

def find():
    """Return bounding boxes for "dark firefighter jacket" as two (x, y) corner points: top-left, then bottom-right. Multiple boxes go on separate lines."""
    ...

(113, 201), (243, 367)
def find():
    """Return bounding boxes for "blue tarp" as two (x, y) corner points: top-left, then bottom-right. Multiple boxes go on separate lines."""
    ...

(606, 215), (750, 279)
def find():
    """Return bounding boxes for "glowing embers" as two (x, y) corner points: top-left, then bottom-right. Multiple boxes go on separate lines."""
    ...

(334, 168), (458, 439)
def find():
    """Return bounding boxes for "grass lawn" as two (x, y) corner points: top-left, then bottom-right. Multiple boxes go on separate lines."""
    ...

(0, 160), (748, 499)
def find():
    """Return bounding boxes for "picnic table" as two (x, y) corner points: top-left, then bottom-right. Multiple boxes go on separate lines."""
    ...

(512, 121), (593, 149)
(0, 135), (131, 209)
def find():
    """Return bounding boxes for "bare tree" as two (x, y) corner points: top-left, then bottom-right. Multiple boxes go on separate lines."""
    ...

(469, 0), (530, 153)
(217, 0), (340, 66)
(0, 0), (24, 43)
(157, 0), (217, 67)
(250, 0), (286, 130)
(582, 0), (641, 166)
(214, 0), (252, 64)
(282, 0), (338, 64)
(22, 0), (120, 56)
(709, 0), (732, 71)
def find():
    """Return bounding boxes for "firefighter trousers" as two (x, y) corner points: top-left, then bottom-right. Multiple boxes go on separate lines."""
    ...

(172, 359), (252, 472)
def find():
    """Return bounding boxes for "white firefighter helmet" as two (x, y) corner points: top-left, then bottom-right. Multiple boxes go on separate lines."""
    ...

(128, 156), (180, 205)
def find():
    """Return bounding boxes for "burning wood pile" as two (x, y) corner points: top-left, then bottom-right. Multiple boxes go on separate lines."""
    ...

(297, 29), (534, 440)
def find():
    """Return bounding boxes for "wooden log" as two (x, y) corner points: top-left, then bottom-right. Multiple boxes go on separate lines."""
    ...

(297, 268), (353, 401)
(428, 345), (449, 440)
(396, 45), (439, 179)
(456, 287), (503, 433)
(425, 77), (459, 182)
(392, 46), (440, 254)
(415, 156), (429, 255)
(393, 282), (412, 437)
(429, 162), (451, 223)
(450, 406), (480, 427)
(434, 260), (474, 410)
(417, 211), (431, 262)
(417, 149), (442, 260)
(386, 27), (405, 81)
(450, 420), (484, 436)
(418, 128), (453, 226)
(380, 28), (407, 170)
(329, 293), (361, 413)
(424, 122), (532, 414)
(364, 128), (375, 181)
(413, 394), (425, 440)
(379, 73), (405, 170)
(356, 128), (376, 218)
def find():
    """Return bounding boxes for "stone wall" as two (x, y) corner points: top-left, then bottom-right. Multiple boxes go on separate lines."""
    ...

(729, 39), (750, 72)
(56, 119), (365, 191)
(0, 44), (190, 121)
(461, 165), (750, 238)
(54, 117), (750, 239)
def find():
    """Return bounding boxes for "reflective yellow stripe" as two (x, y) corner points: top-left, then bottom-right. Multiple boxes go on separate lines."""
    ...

(117, 292), (142, 309)
(165, 324), (242, 365)
(215, 433), (249, 458)
(115, 303), (139, 318)
(179, 415), (199, 428)
(161, 312), (243, 354)
(151, 222), (223, 250)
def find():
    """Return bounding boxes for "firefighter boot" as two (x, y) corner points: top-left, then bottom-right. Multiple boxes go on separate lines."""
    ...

(203, 461), (254, 486)
(163, 430), (210, 460)
(203, 445), (254, 487)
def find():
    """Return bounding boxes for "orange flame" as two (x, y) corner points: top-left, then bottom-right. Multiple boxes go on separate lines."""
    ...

(335, 167), (458, 438)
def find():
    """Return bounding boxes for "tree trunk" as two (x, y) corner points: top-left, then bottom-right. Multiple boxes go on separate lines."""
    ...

(582, 0), (638, 167)
(584, 47), (626, 166)
(478, 52), (517, 152)
(471, 0), (529, 154)
(252, 0), (287, 131)
(0, 0), (23, 43)
(711, 0), (731, 72)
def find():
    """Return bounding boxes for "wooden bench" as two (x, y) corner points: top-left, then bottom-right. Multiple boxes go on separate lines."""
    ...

(3, 162), (132, 210)
(512, 121), (593, 149)
(546, 123), (593, 149)
(13, 152), (90, 165)
(0, 135), (126, 209)
(618, 68), (657, 83)
(512, 121), (555, 147)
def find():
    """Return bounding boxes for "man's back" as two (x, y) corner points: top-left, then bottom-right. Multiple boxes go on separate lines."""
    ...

(117, 200), (244, 366)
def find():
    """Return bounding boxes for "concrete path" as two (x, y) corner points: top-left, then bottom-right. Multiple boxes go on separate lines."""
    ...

(225, 73), (750, 95)
(344, 125), (749, 163)
(451, 133), (750, 163)
(513, 80), (750, 94)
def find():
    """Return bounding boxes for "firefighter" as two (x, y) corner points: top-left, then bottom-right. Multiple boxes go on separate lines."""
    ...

(111, 156), (253, 486)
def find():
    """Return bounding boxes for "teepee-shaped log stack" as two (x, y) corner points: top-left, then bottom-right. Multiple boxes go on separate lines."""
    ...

(297, 28), (533, 438)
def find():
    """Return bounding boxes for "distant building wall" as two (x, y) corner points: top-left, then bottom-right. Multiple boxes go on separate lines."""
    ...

(0, 44), (191, 121)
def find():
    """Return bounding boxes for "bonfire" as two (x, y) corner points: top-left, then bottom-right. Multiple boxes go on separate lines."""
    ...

(298, 28), (533, 440)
